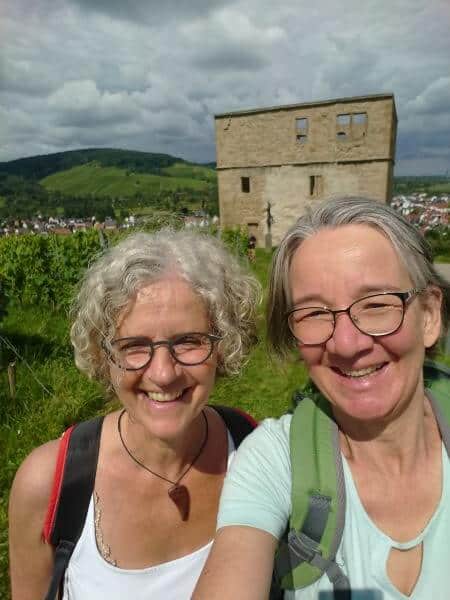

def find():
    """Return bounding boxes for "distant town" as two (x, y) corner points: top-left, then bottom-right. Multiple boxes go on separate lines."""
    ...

(0, 211), (219, 237)
(0, 193), (447, 237)
(391, 193), (449, 230)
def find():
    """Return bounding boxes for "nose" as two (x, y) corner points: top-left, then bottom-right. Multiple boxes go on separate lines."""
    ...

(325, 311), (373, 358)
(142, 345), (180, 385)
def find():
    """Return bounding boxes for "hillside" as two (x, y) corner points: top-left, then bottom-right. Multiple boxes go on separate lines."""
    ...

(0, 148), (215, 180)
(0, 149), (217, 219)
(392, 176), (450, 196)
(41, 162), (214, 197)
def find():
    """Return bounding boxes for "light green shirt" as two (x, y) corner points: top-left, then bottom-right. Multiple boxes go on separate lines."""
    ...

(218, 414), (450, 599)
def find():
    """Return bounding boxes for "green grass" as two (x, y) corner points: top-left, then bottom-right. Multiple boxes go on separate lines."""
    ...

(41, 163), (210, 197)
(428, 183), (450, 194)
(1, 248), (448, 598)
(162, 162), (216, 182)
(0, 249), (301, 597)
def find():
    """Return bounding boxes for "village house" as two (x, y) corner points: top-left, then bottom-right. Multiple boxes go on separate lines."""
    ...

(215, 93), (397, 246)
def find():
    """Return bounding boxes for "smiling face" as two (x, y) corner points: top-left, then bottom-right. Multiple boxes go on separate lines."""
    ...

(289, 224), (442, 425)
(109, 276), (218, 442)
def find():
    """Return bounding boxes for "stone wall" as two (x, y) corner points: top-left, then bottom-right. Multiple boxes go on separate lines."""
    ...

(218, 161), (391, 246)
(216, 95), (397, 246)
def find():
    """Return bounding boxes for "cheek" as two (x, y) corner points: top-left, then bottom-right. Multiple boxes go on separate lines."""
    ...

(298, 344), (324, 367)
(109, 366), (132, 393)
(196, 362), (218, 392)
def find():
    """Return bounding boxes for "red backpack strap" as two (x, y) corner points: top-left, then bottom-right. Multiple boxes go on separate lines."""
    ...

(211, 405), (258, 447)
(42, 416), (104, 600)
(43, 425), (76, 543)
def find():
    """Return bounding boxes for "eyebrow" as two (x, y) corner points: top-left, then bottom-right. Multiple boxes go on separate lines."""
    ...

(291, 285), (405, 307)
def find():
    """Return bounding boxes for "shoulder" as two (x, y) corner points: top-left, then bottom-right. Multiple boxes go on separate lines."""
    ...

(237, 413), (292, 456)
(230, 413), (292, 475)
(9, 440), (62, 598)
(218, 414), (293, 538)
(9, 438), (60, 520)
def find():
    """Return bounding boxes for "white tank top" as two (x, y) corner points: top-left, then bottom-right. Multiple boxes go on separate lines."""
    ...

(63, 431), (236, 600)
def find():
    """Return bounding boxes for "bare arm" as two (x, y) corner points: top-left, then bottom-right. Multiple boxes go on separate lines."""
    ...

(193, 526), (278, 600)
(9, 440), (59, 600)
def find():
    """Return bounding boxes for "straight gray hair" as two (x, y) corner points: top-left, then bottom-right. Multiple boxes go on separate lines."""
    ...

(267, 196), (450, 358)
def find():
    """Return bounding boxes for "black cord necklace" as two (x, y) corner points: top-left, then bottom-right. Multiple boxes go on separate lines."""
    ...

(117, 409), (208, 521)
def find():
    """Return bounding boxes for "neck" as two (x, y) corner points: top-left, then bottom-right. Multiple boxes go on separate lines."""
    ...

(337, 391), (441, 475)
(118, 409), (208, 482)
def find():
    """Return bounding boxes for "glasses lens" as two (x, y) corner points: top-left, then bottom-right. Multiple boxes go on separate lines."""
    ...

(350, 294), (404, 335)
(288, 308), (334, 344)
(111, 340), (152, 370)
(171, 333), (213, 365)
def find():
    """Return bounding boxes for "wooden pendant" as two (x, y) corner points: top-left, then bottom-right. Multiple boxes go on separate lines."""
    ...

(168, 484), (190, 521)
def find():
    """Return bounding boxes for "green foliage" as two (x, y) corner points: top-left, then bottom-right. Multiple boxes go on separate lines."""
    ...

(393, 176), (450, 196)
(0, 230), (103, 309)
(0, 166), (218, 221)
(0, 148), (196, 180)
(0, 247), (449, 598)
(0, 251), (304, 598)
(0, 223), (246, 312)
(220, 226), (249, 258)
(41, 164), (209, 196)
(425, 226), (450, 262)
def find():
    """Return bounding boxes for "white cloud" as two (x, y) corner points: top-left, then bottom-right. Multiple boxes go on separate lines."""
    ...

(1, 0), (449, 172)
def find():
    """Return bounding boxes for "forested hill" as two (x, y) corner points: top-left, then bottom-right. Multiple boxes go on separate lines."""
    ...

(0, 149), (217, 220)
(0, 148), (203, 180)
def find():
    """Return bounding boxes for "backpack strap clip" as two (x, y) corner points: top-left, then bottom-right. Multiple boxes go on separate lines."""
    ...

(288, 528), (350, 587)
(287, 529), (321, 565)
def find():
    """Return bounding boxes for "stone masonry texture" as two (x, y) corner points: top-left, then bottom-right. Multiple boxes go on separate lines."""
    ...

(215, 94), (397, 246)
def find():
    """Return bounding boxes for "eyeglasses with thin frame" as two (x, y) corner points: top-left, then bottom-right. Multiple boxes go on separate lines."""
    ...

(286, 288), (424, 346)
(105, 332), (221, 370)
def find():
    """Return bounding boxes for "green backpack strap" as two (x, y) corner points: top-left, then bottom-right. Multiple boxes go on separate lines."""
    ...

(424, 360), (450, 454)
(274, 394), (349, 595)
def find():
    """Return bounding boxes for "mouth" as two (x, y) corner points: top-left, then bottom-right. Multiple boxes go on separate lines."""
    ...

(334, 363), (387, 378)
(141, 389), (186, 403)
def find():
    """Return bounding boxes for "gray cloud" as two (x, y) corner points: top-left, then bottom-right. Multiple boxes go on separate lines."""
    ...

(1, 0), (450, 172)
(68, 0), (231, 26)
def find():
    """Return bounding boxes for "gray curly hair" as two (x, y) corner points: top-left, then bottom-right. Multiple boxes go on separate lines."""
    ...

(267, 196), (450, 358)
(71, 229), (261, 385)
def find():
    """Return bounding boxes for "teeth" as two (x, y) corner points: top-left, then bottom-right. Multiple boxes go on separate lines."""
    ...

(145, 391), (183, 402)
(340, 365), (383, 378)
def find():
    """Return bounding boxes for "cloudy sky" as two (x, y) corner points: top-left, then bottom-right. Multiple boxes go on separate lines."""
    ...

(1, 0), (449, 175)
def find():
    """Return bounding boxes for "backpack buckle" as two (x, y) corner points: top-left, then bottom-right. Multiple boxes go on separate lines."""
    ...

(287, 529), (321, 564)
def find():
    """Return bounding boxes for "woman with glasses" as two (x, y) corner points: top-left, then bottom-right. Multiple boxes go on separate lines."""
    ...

(9, 229), (260, 600)
(194, 197), (450, 599)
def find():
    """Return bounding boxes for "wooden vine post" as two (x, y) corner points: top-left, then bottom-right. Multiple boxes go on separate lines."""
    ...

(8, 360), (16, 400)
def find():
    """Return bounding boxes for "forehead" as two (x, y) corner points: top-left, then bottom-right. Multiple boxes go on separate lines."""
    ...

(289, 224), (412, 303)
(117, 276), (208, 333)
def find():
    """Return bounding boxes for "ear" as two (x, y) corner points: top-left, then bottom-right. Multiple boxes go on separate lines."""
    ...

(421, 286), (443, 349)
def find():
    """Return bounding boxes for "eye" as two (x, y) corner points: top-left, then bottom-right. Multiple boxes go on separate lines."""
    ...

(173, 334), (205, 349)
(294, 308), (331, 322)
(357, 297), (399, 311)
(115, 338), (150, 352)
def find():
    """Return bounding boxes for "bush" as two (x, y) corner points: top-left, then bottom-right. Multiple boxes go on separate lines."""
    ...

(0, 224), (250, 311)
(220, 226), (249, 258)
(0, 230), (103, 309)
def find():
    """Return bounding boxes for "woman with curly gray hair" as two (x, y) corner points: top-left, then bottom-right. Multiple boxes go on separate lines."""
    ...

(9, 229), (261, 600)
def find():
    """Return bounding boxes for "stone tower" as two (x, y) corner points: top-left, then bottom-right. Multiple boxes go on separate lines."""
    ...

(215, 94), (397, 246)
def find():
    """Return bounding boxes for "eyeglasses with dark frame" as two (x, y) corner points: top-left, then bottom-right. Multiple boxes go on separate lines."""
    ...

(286, 288), (424, 346)
(105, 332), (222, 370)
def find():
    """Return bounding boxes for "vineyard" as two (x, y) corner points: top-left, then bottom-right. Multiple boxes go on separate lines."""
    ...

(0, 225), (448, 599)
(0, 225), (292, 599)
